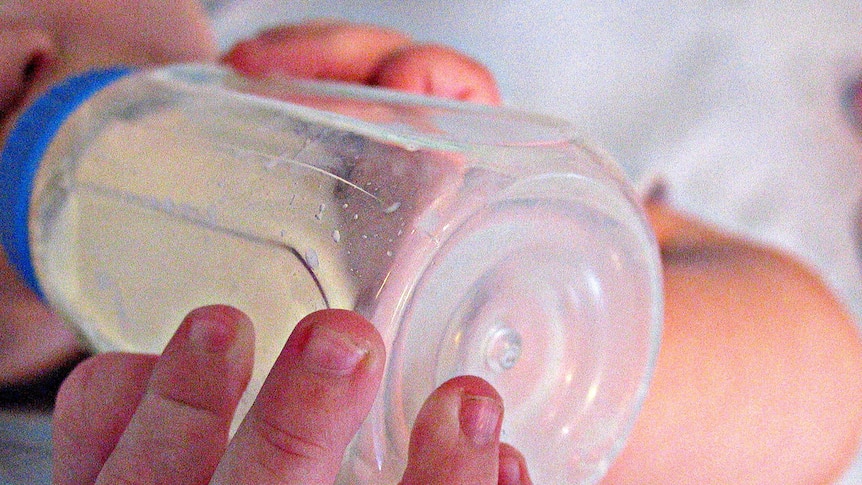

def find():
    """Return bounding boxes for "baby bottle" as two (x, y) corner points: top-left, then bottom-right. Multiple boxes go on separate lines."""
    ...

(0, 64), (662, 484)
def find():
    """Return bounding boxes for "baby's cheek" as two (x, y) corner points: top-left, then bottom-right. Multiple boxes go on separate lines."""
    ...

(0, 253), (85, 386)
(50, 0), (216, 70)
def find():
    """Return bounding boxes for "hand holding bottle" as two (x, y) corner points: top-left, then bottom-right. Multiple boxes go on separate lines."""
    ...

(0, 10), (528, 485)
(2, 26), (659, 484)
(52, 305), (531, 485)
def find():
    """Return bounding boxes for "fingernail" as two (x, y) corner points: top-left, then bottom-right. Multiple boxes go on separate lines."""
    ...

(499, 451), (524, 485)
(301, 325), (368, 376)
(459, 394), (502, 447)
(187, 309), (236, 354)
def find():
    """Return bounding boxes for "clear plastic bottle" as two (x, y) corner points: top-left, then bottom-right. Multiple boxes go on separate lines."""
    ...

(0, 64), (662, 484)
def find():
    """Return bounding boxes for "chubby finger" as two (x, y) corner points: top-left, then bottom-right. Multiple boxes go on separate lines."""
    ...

(53, 353), (157, 485)
(498, 443), (533, 485)
(211, 309), (385, 485)
(373, 44), (501, 105)
(399, 375), (504, 485)
(222, 21), (410, 83)
(221, 21), (501, 104)
(93, 305), (254, 485)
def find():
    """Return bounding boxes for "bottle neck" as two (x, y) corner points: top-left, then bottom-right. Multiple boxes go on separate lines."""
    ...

(0, 66), (134, 297)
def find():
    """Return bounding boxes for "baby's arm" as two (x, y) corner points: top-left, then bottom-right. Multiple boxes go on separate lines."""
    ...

(605, 202), (862, 483)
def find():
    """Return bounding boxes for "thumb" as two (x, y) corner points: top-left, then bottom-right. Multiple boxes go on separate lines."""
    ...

(400, 375), (503, 485)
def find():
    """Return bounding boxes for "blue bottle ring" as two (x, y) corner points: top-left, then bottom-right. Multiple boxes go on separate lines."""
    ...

(0, 66), (133, 297)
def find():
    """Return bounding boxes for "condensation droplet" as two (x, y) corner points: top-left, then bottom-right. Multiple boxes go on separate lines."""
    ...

(383, 201), (401, 214)
(305, 248), (319, 270)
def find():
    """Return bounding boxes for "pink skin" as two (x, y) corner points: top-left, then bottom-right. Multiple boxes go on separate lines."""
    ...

(6, 3), (862, 484)
(1, 4), (526, 484)
(52, 307), (530, 485)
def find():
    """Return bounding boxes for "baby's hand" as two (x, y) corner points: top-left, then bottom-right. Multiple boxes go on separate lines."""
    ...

(52, 306), (531, 484)
(222, 20), (500, 104)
